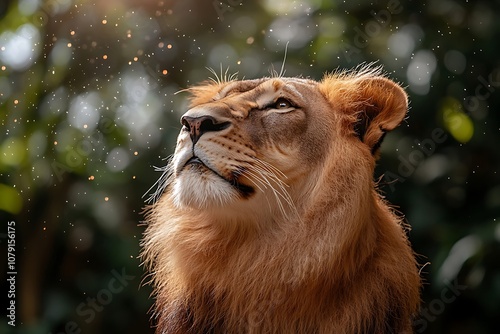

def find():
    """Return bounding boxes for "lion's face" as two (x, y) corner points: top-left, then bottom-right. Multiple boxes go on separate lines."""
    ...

(168, 69), (408, 219)
(171, 78), (329, 212)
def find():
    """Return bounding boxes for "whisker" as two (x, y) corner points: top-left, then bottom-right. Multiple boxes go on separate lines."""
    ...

(224, 65), (229, 82)
(255, 169), (287, 216)
(143, 155), (174, 204)
(243, 171), (276, 213)
(247, 161), (298, 220)
(254, 158), (288, 180)
(254, 159), (299, 219)
(242, 170), (268, 193)
(268, 42), (290, 79)
(268, 63), (278, 78)
(229, 71), (239, 81)
(174, 87), (191, 95)
(206, 66), (238, 84)
(252, 164), (294, 209)
(244, 164), (286, 213)
(279, 41), (290, 78)
(206, 66), (221, 84)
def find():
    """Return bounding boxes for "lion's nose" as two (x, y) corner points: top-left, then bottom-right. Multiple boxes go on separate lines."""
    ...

(181, 115), (230, 145)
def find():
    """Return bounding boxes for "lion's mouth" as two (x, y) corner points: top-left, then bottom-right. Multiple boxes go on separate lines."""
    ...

(184, 156), (254, 197)
(185, 156), (204, 166)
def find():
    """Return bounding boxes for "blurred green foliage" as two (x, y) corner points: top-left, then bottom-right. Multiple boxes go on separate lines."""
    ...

(0, 0), (499, 333)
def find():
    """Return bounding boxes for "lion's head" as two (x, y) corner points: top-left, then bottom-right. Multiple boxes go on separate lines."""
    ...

(168, 66), (406, 219)
(142, 66), (420, 333)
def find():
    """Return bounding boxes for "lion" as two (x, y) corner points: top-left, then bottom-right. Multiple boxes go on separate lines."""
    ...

(141, 66), (421, 333)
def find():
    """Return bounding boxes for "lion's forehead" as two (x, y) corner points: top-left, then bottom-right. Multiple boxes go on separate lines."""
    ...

(194, 77), (318, 107)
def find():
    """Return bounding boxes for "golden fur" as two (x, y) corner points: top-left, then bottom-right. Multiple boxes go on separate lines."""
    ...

(142, 66), (421, 333)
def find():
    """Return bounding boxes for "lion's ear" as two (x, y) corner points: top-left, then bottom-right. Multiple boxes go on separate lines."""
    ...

(352, 76), (408, 154)
(320, 72), (408, 155)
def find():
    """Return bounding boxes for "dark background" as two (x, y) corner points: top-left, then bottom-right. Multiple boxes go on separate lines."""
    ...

(1, 0), (499, 333)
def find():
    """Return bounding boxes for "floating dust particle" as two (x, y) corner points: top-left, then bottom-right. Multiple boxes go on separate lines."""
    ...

(132, 176), (136, 179)
(103, 54), (108, 60)
(162, 69), (168, 75)
(14, 99), (19, 105)
(167, 44), (172, 49)
(102, 19), (107, 24)
(104, 196), (109, 201)
(133, 57), (138, 61)
(54, 141), (58, 145)
(1, 66), (6, 71)
(158, 42), (164, 48)
(133, 151), (138, 156)
(67, 42), (72, 47)
(70, 30), (75, 35)
(83, 124), (88, 129)
(88, 175), (95, 180)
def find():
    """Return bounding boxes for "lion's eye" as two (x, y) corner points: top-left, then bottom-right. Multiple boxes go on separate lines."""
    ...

(273, 98), (292, 110)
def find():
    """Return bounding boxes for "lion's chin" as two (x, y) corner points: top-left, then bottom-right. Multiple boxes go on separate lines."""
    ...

(172, 168), (241, 209)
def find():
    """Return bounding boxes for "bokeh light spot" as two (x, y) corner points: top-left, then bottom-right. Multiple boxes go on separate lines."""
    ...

(442, 97), (474, 143)
(0, 184), (22, 214)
